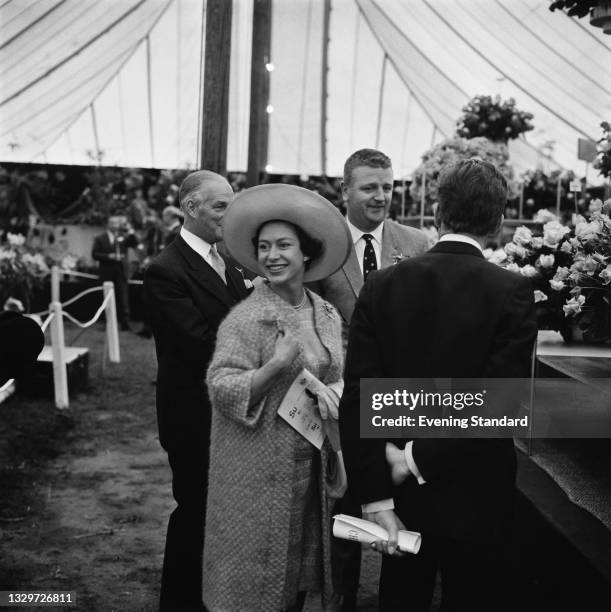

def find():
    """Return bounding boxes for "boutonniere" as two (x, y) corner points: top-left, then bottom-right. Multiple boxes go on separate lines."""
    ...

(391, 249), (407, 265)
(259, 307), (280, 326)
(322, 302), (336, 319)
(234, 266), (254, 289)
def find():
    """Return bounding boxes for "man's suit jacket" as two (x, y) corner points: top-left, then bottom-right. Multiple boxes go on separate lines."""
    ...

(314, 219), (429, 329)
(143, 235), (248, 451)
(339, 240), (537, 541)
(92, 231), (138, 280)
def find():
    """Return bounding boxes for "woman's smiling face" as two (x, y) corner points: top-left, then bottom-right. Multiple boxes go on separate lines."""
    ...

(257, 221), (307, 287)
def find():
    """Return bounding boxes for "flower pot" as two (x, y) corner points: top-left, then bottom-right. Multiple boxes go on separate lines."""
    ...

(590, 3), (611, 35)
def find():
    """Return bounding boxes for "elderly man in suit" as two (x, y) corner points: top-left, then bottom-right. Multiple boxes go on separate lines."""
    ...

(313, 148), (428, 611)
(339, 159), (537, 611)
(144, 170), (249, 612)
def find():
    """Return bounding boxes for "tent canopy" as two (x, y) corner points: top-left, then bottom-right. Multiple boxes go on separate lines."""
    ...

(1, 0), (610, 179)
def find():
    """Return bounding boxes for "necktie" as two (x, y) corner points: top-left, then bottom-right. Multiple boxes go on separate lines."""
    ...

(208, 244), (227, 284)
(362, 234), (377, 281)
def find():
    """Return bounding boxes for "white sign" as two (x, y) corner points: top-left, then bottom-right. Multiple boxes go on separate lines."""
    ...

(569, 180), (582, 193)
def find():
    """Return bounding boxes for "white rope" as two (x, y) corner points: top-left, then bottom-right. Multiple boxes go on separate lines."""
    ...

(0, 378), (14, 394)
(40, 311), (55, 332)
(60, 285), (104, 308)
(60, 291), (113, 329)
(58, 269), (100, 280)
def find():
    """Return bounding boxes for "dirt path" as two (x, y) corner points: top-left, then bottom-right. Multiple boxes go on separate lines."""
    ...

(1, 325), (379, 612)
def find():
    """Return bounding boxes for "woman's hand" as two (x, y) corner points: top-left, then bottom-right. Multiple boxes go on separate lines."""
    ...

(313, 386), (339, 421)
(270, 325), (299, 370)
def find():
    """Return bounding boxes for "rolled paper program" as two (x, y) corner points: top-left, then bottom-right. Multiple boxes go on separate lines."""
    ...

(332, 514), (421, 555)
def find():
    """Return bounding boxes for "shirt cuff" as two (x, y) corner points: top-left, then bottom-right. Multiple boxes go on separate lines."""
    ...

(361, 498), (395, 513)
(405, 441), (426, 485)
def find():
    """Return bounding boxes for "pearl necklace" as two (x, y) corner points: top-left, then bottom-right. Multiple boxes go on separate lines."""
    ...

(293, 292), (308, 310)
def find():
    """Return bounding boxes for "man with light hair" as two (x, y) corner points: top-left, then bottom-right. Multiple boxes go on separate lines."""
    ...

(144, 170), (249, 611)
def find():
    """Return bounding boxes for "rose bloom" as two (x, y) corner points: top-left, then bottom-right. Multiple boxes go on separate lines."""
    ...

(534, 290), (548, 303)
(484, 248), (507, 265)
(568, 270), (582, 284)
(543, 221), (571, 248)
(532, 237), (544, 249)
(560, 241), (573, 254)
(575, 220), (602, 242)
(505, 262), (521, 274)
(589, 199), (603, 213)
(600, 265), (611, 285)
(537, 254), (555, 268)
(563, 294), (586, 317)
(582, 255), (600, 276)
(553, 266), (570, 281)
(520, 265), (537, 278)
(549, 279), (566, 291)
(504, 242), (527, 259)
(512, 225), (533, 246)
(532, 209), (558, 224)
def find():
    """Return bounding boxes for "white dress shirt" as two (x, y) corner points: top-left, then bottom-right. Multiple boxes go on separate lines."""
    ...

(180, 226), (217, 267)
(346, 218), (383, 276)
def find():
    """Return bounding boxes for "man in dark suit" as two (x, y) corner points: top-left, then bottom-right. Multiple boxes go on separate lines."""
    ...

(92, 215), (140, 330)
(313, 148), (428, 611)
(143, 170), (248, 612)
(339, 159), (537, 611)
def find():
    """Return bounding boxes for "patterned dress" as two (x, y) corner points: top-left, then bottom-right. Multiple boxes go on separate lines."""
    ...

(281, 295), (330, 609)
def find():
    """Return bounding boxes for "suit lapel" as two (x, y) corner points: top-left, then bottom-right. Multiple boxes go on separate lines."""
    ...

(174, 236), (235, 308)
(342, 245), (363, 297)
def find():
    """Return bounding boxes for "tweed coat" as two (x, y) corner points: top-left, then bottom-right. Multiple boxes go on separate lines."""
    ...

(203, 282), (344, 612)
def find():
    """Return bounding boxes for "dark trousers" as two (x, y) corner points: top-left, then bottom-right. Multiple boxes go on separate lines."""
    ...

(100, 268), (129, 326)
(331, 492), (362, 608)
(160, 444), (208, 612)
(379, 531), (513, 612)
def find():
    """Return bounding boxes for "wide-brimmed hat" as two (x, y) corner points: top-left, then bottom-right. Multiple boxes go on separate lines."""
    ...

(223, 184), (351, 282)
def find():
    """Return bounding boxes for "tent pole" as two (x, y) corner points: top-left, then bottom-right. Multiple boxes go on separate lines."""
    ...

(201, 0), (233, 174)
(320, 0), (331, 177)
(247, 0), (272, 187)
(375, 54), (387, 149)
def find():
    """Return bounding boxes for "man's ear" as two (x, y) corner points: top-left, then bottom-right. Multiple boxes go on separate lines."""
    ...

(433, 203), (441, 230)
(491, 213), (504, 235)
(340, 180), (349, 204)
(184, 199), (196, 218)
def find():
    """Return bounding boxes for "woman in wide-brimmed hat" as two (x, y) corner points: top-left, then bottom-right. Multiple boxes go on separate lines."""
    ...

(202, 184), (351, 612)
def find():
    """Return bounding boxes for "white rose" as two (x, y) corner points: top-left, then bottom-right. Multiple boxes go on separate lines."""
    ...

(537, 254), (555, 268)
(512, 226), (533, 246)
(549, 279), (566, 291)
(520, 265), (537, 278)
(534, 290), (548, 303)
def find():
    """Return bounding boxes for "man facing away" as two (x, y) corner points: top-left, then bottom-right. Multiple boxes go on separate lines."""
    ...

(312, 148), (428, 611)
(143, 170), (249, 612)
(339, 159), (537, 611)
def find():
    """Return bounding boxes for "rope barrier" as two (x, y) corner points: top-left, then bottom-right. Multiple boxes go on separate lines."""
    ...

(58, 268), (100, 280)
(41, 312), (55, 333)
(60, 285), (104, 308)
(60, 291), (113, 329)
